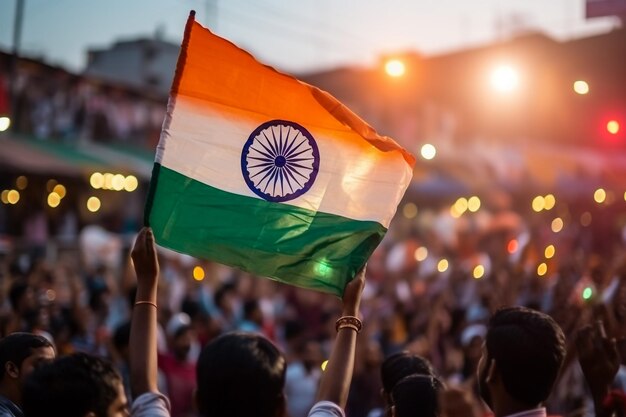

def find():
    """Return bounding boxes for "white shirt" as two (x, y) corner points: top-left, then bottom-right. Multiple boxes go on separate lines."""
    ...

(131, 392), (171, 417)
(308, 401), (345, 417)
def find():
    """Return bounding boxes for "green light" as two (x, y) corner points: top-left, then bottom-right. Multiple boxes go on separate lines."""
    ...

(582, 287), (593, 300)
(315, 261), (332, 277)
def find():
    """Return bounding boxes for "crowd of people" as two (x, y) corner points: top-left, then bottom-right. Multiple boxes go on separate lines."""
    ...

(0, 194), (625, 417)
(0, 55), (165, 144)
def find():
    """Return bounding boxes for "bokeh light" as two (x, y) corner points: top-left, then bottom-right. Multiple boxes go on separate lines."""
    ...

(321, 360), (329, 371)
(124, 175), (139, 192)
(507, 239), (519, 254)
(385, 59), (406, 77)
(7, 190), (19, 204)
(544, 245), (555, 259)
(580, 212), (592, 227)
(582, 287), (593, 300)
(0, 116), (10, 132)
(594, 188), (606, 204)
(420, 144), (436, 160)
(467, 196), (481, 212)
(90, 172), (104, 189)
(607, 120), (620, 135)
(473, 265), (485, 279)
(46, 179), (57, 192)
(16, 176), (28, 190)
(87, 196), (101, 212)
(0, 190), (8, 204)
(103, 173), (114, 190)
(112, 174), (125, 191)
(48, 192), (61, 208)
(490, 65), (519, 92)
(551, 217), (564, 233)
(437, 259), (449, 273)
(193, 266), (205, 281)
(532, 196), (545, 212)
(53, 184), (66, 199)
(403, 203), (418, 219)
(543, 194), (556, 210)
(573, 80), (589, 95)
(414, 247), (428, 262)
(537, 262), (548, 277)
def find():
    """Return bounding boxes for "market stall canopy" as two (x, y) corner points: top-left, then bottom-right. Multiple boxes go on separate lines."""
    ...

(0, 134), (154, 179)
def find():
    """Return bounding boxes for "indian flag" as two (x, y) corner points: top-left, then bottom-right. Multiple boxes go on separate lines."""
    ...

(145, 12), (415, 296)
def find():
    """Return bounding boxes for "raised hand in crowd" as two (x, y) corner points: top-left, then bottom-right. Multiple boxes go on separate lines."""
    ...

(129, 227), (170, 415)
(576, 320), (621, 417)
(310, 266), (366, 416)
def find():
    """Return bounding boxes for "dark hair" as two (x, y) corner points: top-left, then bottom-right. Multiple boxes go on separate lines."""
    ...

(8, 281), (29, 312)
(0, 332), (53, 379)
(113, 322), (131, 352)
(23, 353), (122, 417)
(485, 306), (565, 406)
(196, 332), (286, 417)
(243, 300), (259, 319)
(391, 374), (444, 417)
(381, 351), (435, 393)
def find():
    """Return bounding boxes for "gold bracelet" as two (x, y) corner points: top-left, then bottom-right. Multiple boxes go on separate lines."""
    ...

(335, 316), (362, 333)
(135, 301), (157, 308)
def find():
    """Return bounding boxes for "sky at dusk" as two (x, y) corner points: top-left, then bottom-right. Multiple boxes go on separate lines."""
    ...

(0, 0), (620, 74)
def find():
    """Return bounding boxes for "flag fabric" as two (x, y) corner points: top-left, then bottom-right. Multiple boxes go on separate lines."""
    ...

(145, 11), (415, 296)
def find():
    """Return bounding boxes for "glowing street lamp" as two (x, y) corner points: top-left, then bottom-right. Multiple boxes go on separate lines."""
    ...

(490, 65), (519, 93)
(385, 59), (406, 78)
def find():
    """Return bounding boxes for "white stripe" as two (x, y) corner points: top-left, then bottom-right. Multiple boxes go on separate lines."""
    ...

(156, 95), (412, 227)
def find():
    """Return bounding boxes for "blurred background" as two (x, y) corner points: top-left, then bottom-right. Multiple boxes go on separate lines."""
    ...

(0, 1), (626, 417)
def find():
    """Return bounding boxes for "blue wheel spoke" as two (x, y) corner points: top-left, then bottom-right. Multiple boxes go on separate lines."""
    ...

(264, 131), (280, 158)
(282, 165), (301, 190)
(249, 146), (275, 161)
(258, 135), (278, 158)
(249, 164), (275, 179)
(278, 168), (285, 195)
(284, 164), (309, 181)
(248, 161), (276, 169)
(284, 138), (307, 158)
(256, 166), (277, 186)
(286, 148), (311, 159)
(286, 161), (314, 170)
(282, 131), (300, 157)
(287, 157), (314, 163)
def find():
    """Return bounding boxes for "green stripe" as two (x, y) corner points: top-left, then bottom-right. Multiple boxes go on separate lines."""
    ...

(147, 163), (386, 296)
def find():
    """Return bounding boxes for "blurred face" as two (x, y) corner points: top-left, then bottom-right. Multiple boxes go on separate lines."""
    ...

(106, 380), (130, 417)
(19, 346), (55, 382)
(173, 329), (193, 361)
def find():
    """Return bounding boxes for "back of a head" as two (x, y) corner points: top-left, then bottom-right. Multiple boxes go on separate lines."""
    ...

(391, 375), (443, 417)
(0, 332), (52, 380)
(486, 306), (566, 406)
(23, 353), (121, 417)
(196, 332), (286, 417)
(381, 352), (435, 394)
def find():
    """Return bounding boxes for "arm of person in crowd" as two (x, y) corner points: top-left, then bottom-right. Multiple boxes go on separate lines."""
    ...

(576, 320), (621, 417)
(314, 266), (366, 409)
(129, 227), (160, 397)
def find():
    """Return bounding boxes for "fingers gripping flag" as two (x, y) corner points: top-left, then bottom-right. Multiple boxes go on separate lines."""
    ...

(145, 11), (415, 296)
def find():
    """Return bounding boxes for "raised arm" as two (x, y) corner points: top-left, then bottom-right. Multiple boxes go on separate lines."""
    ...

(576, 320), (621, 417)
(129, 227), (160, 396)
(314, 266), (366, 409)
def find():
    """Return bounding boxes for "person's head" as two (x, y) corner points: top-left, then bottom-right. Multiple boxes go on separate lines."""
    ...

(380, 352), (435, 406)
(391, 374), (443, 417)
(8, 281), (35, 314)
(196, 332), (286, 417)
(23, 353), (128, 417)
(167, 312), (194, 361)
(478, 306), (566, 412)
(0, 332), (55, 400)
(243, 300), (263, 325)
